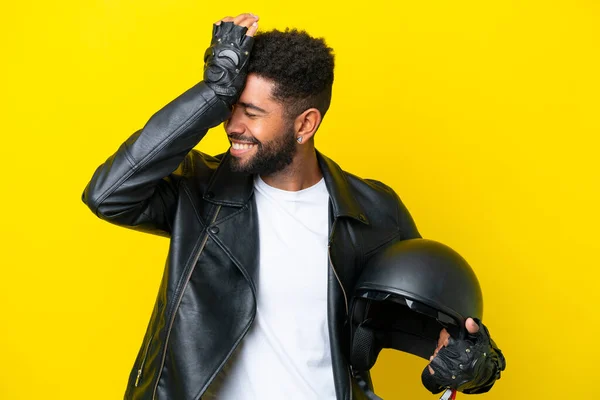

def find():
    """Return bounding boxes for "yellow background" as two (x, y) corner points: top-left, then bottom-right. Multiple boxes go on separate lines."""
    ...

(1, 0), (598, 399)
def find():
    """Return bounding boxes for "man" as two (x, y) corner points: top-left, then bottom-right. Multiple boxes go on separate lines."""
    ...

(82, 13), (504, 400)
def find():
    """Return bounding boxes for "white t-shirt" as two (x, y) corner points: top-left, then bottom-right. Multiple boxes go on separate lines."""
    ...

(204, 175), (335, 400)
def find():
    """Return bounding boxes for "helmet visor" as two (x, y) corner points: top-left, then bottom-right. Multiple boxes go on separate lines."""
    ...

(357, 292), (463, 359)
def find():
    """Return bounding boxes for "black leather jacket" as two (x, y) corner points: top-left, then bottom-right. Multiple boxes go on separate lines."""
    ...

(82, 81), (421, 400)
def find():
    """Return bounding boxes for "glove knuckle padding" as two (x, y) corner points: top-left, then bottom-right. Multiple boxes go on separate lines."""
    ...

(431, 337), (486, 389)
(203, 21), (254, 105)
(422, 320), (506, 394)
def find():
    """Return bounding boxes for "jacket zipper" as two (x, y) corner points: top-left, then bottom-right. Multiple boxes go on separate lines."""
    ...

(134, 333), (154, 387)
(150, 205), (222, 399)
(328, 242), (352, 400)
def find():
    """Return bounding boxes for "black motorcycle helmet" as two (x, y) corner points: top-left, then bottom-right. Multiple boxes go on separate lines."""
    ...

(349, 238), (483, 371)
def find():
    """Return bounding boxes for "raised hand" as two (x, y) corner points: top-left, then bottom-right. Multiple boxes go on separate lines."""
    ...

(204, 13), (259, 106)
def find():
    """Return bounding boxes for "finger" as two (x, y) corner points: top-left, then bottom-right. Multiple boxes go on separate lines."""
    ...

(214, 16), (234, 25)
(233, 14), (259, 38)
(428, 365), (434, 375)
(466, 317), (480, 335)
(233, 13), (259, 26)
(233, 13), (259, 38)
(437, 328), (450, 348)
(246, 21), (259, 37)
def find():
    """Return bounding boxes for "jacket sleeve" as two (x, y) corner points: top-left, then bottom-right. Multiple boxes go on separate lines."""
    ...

(81, 81), (230, 237)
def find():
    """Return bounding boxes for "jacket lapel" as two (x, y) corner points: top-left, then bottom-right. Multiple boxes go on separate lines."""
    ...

(200, 151), (260, 287)
(203, 151), (255, 207)
(201, 149), (371, 290)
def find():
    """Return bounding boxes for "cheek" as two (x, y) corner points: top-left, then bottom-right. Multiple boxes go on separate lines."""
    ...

(251, 119), (283, 144)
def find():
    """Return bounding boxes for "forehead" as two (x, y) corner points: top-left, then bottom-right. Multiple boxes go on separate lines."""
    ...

(238, 74), (281, 111)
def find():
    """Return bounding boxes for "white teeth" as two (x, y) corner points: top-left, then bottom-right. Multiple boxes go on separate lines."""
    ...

(232, 142), (255, 150)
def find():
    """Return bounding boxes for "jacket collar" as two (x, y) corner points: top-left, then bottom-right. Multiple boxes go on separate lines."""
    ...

(316, 151), (369, 225)
(202, 152), (255, 207)
(203, 150), (369, 225)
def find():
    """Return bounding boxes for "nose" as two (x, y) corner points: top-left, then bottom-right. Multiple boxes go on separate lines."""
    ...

(224, 104), (246, 135)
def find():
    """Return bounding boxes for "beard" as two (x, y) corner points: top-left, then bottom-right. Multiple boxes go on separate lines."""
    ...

(229, 124), (298, 176)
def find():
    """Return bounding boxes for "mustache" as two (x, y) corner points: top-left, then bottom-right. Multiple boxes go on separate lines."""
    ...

(227, 133), (260, 145)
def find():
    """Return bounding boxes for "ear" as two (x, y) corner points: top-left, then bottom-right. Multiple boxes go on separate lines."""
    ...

(293, 108), (322, 143)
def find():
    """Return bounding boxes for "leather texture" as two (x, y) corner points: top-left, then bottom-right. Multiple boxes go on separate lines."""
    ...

(203, 21), (254, 106)
(422, 318), (506, 394)
(82, 80), (421, 399)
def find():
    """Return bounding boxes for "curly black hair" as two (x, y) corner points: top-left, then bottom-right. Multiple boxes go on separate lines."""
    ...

(248, 28), (335, 121)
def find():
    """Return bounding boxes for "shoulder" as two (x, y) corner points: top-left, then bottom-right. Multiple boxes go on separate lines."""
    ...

(344, 172), (399, 202)
(343, 170), (421, 241)
(342, 169), (401, 210)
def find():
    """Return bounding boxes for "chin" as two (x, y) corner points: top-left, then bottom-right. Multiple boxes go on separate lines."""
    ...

(229, 157), (252, 174)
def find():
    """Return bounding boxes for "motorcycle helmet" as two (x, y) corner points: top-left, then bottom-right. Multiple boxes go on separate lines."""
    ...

(349, 238), (483, 371)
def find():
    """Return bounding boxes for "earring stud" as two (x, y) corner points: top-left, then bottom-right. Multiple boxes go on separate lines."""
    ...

(297, 137), (303, 143)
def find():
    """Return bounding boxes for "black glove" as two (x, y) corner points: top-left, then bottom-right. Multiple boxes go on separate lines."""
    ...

(203, 21), (254, 107)
(422, 319), (506, 394)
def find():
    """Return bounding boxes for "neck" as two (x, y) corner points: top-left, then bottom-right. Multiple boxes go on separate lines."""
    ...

(260, 146), (322, 191)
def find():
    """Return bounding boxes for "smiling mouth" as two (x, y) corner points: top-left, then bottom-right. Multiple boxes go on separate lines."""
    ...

(231, 142), (257, 150)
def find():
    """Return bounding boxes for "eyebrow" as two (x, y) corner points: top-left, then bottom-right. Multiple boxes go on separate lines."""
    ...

(238, 101), (268, 114)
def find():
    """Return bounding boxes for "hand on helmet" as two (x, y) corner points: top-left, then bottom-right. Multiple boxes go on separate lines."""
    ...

(428, 318), (479, 374)
(422, 318), (506, 394)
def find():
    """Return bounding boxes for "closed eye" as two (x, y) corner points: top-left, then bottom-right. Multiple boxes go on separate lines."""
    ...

(237, 101), (267, 117)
